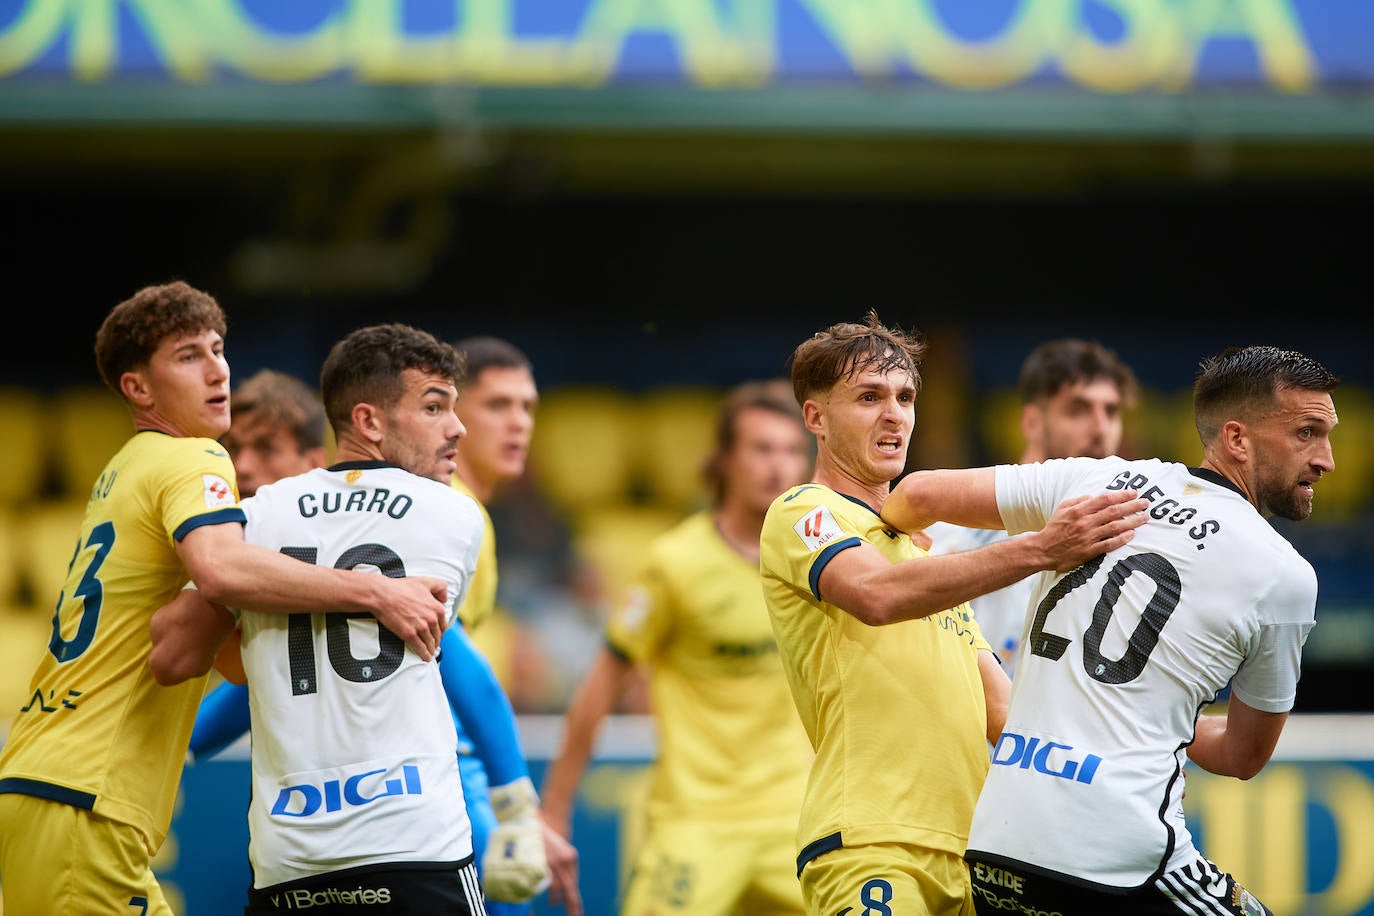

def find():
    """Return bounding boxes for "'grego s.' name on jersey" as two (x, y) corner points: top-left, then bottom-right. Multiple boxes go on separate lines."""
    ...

(1105, 467), (1221, 549)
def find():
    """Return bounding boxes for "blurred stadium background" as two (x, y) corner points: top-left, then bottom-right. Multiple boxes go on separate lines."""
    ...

(2, 2), (1373, 914)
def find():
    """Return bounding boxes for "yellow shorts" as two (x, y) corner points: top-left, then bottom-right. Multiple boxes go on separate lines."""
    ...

(619, 816), (804, 916)
(799, 841), (974, 916)
(0, 793), (173, 916)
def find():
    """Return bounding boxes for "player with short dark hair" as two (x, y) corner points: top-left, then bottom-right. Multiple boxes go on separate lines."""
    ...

(884, 344), (1339, 916)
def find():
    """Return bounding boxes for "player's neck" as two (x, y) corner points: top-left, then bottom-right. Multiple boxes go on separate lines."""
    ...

(812, 465), (889, 516)
(714, 502), (765, 563)
(452, 456), (495, 503)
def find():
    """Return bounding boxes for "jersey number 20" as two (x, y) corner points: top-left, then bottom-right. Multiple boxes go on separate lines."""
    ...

(1027, 551), (1181, 684)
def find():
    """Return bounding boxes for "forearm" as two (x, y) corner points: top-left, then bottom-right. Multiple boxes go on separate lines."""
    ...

(189, 682), (251, 761)
(1187, 706), (1287, 780)
(148, 589), (237, 686)
(192, 538), (393, 616)
(541, 650), (629, 835)
(979, 649), (1010, 744)
(437, 627), (528, 787)
(827, 535), (1054, 626)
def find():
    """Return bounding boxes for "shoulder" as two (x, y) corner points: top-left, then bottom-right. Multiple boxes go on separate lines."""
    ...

(131, 432), (233, 470)
(1249, 528), (1319, 624)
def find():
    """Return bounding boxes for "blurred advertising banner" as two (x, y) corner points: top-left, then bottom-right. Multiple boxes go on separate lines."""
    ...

(2, 0), (1370, 90)
(157, 714), (1374, 916)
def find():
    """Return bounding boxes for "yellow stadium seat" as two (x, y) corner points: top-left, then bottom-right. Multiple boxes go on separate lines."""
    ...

(17, 500), (86, 608)
(0, 386), (49, 507)
(529, 386), (637, 515)
(0, 507), (25, 607)
(634, 386), (724, 512)
(572, 504), (682, 611)
(51, 385), (131, 499)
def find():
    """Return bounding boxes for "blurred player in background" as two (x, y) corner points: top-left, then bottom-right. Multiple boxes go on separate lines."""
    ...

(883, 345), (1337, 916)
(541, 378), (814, 916)
(447, 335), (581, 916)
(0, 284), (448, 915)
(759, 311), (1147, 916)
(925, 338), (1138, 677)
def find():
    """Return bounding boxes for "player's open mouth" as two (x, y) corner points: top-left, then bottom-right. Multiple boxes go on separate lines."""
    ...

(877, 437), (902, 452)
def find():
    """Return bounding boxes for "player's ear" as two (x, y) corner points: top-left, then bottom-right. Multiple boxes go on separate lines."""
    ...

(120, 369), (154, 408)
(1020, 402), (1042, 444)
(802, 399), (825, 436)
(352, 402), (385, 444)
(1220, 418), (1249, 463)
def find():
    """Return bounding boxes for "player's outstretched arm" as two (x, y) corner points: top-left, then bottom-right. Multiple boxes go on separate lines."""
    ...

(820, 489), (1145, 627)
(188, 681), (251, 763)
(437, 625), (550, 903)
(176, 521), (448, 661)
(1188, 699), (1288, 780)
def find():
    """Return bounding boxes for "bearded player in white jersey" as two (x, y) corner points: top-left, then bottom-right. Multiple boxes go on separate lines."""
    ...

(150, 323), (494, 914)
(883, 345), (1339, 916)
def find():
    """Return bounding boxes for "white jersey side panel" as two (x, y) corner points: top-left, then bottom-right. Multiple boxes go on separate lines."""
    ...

(968, 457), (1317, 888)
(925, 521), (1030, 677)
(236, 465), (484, 888)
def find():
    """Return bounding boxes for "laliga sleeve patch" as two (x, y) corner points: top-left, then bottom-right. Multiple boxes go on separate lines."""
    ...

(792, 504), (844, 552)
(614, 586), (651, 633)
(202, 474), (235, 508)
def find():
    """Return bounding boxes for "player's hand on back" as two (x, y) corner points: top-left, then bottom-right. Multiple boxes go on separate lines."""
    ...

(1036, 490), (1148, 573)
(373, 575), (448, 661)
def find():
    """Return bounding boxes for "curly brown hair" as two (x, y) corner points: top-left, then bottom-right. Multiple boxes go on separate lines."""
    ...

(94, 280), (227, 396)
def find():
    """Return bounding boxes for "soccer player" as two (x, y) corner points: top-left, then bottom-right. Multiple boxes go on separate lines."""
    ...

(925, 338), (1139, 676)
(541, 379), (814, 916)
(445, 335), (580, 915)
(0, 283), (448, 915)
(149, 322), (514, 913)
(186, 350), (557, 910)
(882, 345), (1338, 916)
(758, 311), (1148, 916)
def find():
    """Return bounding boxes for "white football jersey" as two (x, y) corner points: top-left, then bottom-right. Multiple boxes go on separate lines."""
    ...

(235, 462), (484, 889)
(925, 521), (1029, 678)
(967, 458), (1316, 888)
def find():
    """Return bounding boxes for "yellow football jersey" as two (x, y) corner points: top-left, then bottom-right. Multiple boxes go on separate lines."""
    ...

(606, 510), (812, 823)
(451, 474), (497, 632)
(759, 484), (991, 863)
(0, 431), (245, 853)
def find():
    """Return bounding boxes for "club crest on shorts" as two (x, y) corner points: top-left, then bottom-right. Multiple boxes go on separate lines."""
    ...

(1232, 883), (1265, 916)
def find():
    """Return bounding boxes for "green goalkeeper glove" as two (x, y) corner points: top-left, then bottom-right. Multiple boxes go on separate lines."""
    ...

(482, 776), (551, 903)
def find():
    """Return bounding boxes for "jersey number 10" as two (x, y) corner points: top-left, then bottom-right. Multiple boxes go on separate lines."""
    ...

(281, 543), (409, 697)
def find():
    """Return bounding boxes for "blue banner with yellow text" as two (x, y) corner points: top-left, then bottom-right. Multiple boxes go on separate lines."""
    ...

(3, 0), (1373, 92)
